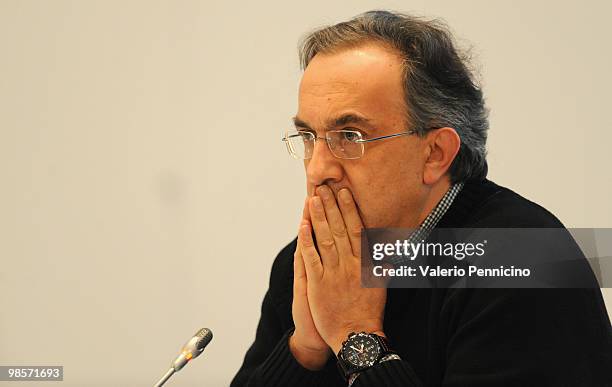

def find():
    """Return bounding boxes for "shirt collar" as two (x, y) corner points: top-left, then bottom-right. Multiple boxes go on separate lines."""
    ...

(418, 182), (464, 234)
(389, 182), (464, 265)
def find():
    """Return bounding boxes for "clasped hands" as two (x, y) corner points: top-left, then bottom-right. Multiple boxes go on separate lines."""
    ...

(289, 185), (387, 370)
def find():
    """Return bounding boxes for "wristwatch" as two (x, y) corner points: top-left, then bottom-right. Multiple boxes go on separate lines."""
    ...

(336, 332), (395, 381)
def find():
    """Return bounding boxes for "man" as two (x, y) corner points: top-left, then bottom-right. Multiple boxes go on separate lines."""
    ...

(231, 10), (611, 386)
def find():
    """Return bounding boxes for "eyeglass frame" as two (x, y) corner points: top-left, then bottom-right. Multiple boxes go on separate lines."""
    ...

(281, 128), (419, 160)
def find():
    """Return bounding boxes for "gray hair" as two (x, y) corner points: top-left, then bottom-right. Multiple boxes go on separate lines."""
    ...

(299, 10), (489, 183)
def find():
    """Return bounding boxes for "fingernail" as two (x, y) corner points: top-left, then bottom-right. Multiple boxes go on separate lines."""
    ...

(312, 196), (323, 210)
(339, 189), (352, 203)
(317, 186), (330, 200)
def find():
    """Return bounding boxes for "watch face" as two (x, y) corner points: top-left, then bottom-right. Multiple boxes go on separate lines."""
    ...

(341, 333), (381, 369)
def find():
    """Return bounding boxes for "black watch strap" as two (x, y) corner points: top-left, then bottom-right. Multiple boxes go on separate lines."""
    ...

(375, 334), (393, 355)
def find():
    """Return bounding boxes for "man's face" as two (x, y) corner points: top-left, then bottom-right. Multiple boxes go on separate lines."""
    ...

(296, 43), (430, 228)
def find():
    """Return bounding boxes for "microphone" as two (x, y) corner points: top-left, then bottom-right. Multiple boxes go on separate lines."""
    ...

(154, 328), (213, 387)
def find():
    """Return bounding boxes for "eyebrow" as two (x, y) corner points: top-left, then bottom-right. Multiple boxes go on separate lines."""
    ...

(292, 113), (373, 131)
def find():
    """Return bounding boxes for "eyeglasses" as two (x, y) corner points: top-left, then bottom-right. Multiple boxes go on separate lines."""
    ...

(281, 129), (417, 160)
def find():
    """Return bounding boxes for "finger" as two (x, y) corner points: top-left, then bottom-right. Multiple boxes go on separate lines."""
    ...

(316, 185), (352, 257)
(295, 197), (311, 284)
(308, 195), (339, 268)
(337, 188), (364, 257)
(298, 221), (323, 281)
(293, 240), (307, 296)
(294, 239), (306, 281)
(301, 196), (310, 224)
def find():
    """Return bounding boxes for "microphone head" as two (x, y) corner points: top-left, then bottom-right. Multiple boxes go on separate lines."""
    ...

(194, 328), (213, 351)
(172, 328), (213, 371)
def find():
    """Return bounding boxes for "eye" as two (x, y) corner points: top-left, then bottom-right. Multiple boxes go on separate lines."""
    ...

(342, 130), (361, 142)
(298, 131), (315, 141)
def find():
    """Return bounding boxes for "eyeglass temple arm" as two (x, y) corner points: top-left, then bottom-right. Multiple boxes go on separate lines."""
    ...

(282, 130), (417, 142)
(281, 133), (304, 141)
(355, 130), (416, 143)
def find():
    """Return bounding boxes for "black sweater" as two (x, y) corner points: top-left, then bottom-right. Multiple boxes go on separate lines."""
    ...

(231, 179), (612, 386)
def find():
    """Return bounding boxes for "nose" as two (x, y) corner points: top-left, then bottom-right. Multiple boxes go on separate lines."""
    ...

(305, 138), (344, 191)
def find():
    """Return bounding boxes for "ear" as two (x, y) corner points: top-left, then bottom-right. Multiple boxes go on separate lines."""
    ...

(422, 127), (460, 185)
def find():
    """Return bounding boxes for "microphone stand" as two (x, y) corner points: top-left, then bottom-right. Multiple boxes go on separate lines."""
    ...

(154, 368), (175, 387)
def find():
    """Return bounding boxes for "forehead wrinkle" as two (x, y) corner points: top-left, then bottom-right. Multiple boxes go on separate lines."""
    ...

(300, 81), (356, 100)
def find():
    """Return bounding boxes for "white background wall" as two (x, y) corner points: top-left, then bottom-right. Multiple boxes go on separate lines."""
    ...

(1, 1), (610, 386)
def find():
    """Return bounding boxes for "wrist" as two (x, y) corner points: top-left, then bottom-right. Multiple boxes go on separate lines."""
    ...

(335, 331), (395, 383)
(370, 330), (386, 339)
(289, 332), (331, 371)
